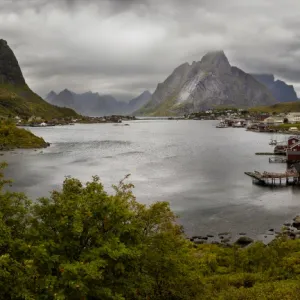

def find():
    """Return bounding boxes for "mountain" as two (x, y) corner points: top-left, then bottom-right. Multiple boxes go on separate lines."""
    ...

(251, 74), (298, 103)
(46, 90), (151, 116)
(0, 39), (78, 119)
(127, 91), (152, 112)
(137, 51), (276, 116)
(46, 91), (57, 103)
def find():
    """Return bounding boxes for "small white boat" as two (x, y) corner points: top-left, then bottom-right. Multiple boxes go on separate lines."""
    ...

(216, 121), (228, 128)
(269, 139), (277, 146)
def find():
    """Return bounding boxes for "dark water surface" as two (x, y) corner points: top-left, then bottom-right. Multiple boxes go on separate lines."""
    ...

(3, 120), (300, 239)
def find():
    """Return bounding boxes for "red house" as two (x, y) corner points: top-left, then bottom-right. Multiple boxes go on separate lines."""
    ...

(288, 136), (300, 147)
(287, 142), (300, 161)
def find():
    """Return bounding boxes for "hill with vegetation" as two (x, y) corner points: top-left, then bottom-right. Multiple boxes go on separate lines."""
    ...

(1, 167), (300, 299)
(0, 39), (78, 119)
(0, 120), (48, 150)
(249, 101), (300, 113)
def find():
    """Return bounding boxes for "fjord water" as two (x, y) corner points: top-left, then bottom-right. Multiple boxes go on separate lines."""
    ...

(4, 120), (300, 238)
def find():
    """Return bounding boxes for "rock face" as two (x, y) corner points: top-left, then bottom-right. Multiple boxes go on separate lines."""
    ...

(46, 90), (152, 116)
(252, 74), (298, 102)
(0, 39), (26, 85)
(138, 51), (276, 116)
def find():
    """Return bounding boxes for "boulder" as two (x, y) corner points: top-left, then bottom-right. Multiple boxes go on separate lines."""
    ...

(235, 236), (253, 247)
(292, 216), (300, 229)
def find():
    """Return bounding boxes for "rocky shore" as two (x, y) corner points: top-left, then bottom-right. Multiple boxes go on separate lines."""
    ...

(189, 215), (300, 248)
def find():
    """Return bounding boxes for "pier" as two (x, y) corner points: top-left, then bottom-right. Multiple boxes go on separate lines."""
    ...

(245, 166), (300, 186)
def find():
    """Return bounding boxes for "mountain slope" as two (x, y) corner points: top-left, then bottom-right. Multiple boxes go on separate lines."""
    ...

(251, 74), (298, 102)
(137, 51), (276, 116)
(127, 90), (152, 113)
(46, 90), (151, 116)
(0, 39), (78, 119)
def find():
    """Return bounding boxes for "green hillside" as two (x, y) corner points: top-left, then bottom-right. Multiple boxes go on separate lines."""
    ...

(0, 84), (78, 120)
(0, 120), (48, 150)
(249, 101), (300, 113)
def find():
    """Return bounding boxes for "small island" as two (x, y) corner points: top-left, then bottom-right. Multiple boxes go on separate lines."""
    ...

(0, 120), (49, 150)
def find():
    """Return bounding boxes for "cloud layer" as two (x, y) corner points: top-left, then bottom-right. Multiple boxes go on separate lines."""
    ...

(1, 0), (300, 99)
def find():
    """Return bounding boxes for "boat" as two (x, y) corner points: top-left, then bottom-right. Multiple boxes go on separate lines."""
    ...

(216, 121), (228, 128)
(269, 139), (277, 146)
(232, 121), (244, 128)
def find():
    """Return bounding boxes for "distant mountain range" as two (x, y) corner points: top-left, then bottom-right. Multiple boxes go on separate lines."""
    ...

(251, 74), (298, 103)
(45, 90), (152, 116)
(136, 51), (278, 116)
(0, 39), (77, 119)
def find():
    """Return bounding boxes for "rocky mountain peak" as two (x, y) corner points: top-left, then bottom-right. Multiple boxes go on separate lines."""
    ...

(0, 39), (26, 85)
(199, 50), (231, 73)
(0, 39), (8, 46)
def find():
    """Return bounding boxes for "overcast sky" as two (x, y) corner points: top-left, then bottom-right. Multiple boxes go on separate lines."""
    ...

(1, 0), (300, 100)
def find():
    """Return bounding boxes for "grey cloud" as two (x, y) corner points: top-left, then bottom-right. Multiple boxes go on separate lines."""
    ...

(1, 0), (300, 99)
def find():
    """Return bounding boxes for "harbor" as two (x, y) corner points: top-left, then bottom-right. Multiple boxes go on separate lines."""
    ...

(245, 133), (300, 186)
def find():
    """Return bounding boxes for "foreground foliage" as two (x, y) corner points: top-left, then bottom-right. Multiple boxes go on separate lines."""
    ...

(0, 120), (48, 150)
(2, 167), (300, 299)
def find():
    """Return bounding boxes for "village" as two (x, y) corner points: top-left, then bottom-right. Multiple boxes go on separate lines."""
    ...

(11, 114), (137, 127)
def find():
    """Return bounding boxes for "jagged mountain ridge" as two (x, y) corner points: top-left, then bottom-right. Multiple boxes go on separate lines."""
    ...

(46, 89), (152, 116)
(138, 51), (277, 116)
(0, 39), (78, 119)
(251, 74), (298, 103)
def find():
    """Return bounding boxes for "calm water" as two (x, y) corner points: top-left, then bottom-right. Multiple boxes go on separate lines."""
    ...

(3, 120), (300, 239)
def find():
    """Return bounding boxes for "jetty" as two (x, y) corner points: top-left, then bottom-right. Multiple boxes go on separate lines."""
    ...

(245, 164), (300, 186)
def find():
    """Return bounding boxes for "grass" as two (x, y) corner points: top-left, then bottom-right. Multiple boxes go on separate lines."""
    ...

(0, 84), (78, 120)
(249, 101), (300, 114)
(269, 123), (300, 131)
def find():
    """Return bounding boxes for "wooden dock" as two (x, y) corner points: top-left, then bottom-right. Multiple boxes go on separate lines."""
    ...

(245, 170), (300, 186)
(255, 152), (285, 156)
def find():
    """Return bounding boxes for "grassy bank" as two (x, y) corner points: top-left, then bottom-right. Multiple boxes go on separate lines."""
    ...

(0, 121), (48, 150)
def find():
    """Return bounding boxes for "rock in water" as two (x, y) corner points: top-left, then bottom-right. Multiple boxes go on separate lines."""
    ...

(235, 236), (253, 247)
(0, 39), (26, 85)
(293, 216), (300, 229)
(252, 74), (298, 103)
(137, 50), (276, 116)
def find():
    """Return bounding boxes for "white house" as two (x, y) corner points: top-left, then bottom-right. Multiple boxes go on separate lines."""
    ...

(285, 112), (300, 124)
(263, 116), (283, 125)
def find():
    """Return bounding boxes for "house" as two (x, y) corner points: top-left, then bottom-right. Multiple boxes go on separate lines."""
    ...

(28, 116), (43, 123)
(286, 112), (300, 124)
(289, 127), (299, 132)
(288, 136), (300, 147)
(263, 116), (283, 125)
(287, 142), (300, 161)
